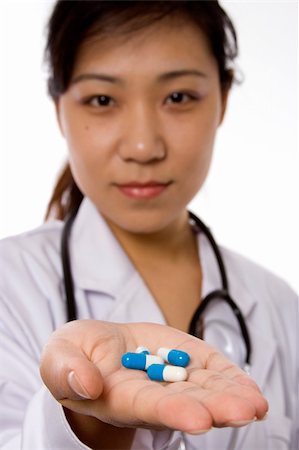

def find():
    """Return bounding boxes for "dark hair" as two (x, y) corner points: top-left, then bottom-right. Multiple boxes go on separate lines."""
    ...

(44, 0), (238, 220)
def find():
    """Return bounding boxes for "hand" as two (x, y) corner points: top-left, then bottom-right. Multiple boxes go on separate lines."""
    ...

(40, 320), (268, 434)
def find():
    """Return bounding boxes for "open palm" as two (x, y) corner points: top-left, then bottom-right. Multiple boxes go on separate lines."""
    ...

(40, 320), (267, 434)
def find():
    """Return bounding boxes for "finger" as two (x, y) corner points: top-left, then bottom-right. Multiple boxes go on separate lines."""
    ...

(182, 382), (256, 427)
(177, 340), (268, 419)
(196, 351), (268, 420)
(183, 370), (268, 426)
(134, 384), (213, 433)
(40, 336), (104, 401)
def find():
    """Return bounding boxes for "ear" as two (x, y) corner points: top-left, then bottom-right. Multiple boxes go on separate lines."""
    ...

(54, 98), (65, 137)
(219, 88), (229, 125)
(219, 70), (234, 126)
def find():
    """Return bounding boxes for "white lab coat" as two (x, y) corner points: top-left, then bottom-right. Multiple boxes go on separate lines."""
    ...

(0, 197), (298, 450)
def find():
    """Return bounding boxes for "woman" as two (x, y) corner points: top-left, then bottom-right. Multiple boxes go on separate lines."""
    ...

(0, 1), (297, 449)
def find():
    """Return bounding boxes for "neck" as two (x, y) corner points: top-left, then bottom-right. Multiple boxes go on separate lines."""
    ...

(105, 211), (197, 266)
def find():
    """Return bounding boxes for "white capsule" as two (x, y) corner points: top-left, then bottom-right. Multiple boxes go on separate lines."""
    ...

(144, 355), (164, 369)
(163, 365), (188, 382)
(147, 364), (188, 382)
(121, 352), (163, 370)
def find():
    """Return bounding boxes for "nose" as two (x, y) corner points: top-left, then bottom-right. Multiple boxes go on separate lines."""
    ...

(118, 104), (166, 163)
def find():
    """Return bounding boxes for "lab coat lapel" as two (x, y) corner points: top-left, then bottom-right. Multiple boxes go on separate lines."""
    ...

(198, 231), (277, 390)
(247, 320), (277, 389)
(69, 198), (136, 296)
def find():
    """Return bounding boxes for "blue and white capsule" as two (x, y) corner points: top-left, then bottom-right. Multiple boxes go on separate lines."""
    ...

(157, 348), (190, 367)
(135, 346), (150, 355)
(147, 364), (188, 382)
(121, 352), (163, 370)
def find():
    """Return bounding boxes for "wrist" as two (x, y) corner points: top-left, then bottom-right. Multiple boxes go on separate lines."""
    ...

(64, 407), (135, 449)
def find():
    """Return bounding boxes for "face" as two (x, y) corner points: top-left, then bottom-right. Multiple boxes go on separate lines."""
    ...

(57, 16), (229, 234)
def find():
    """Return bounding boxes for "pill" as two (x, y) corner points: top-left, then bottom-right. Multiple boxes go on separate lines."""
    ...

(136, 346), (150, 355)
(157, 348), (190, 367)
(121, 352), (163, 370)
(147, 364), (188, 382)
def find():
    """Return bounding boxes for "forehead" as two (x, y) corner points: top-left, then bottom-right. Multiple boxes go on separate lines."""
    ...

(72, 16), (217, 80)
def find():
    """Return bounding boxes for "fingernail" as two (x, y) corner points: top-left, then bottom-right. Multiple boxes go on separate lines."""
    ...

(187, 428), (212, 435)
(258, 413), (268, 422)
(67, 371), (91, 399)
(226, 418), (255, 427)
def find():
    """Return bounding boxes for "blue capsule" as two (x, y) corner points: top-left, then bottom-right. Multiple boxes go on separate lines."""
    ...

(121, 352), (163, 370)
(147, 364), (188, 382)
(157, 347), (190, 367)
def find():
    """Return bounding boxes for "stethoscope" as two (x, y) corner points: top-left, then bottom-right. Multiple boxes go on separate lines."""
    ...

(61, 206), (251, 373)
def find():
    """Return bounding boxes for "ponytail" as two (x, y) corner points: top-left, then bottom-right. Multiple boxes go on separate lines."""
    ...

(45, 162), (83, 221)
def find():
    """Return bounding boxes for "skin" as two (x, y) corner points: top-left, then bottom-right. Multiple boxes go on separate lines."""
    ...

(56, 16), (229, 239)
(41, 15), (268, 449)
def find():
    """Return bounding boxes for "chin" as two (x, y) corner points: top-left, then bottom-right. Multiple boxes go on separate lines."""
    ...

(118, 216), (169, 235)
(104, 208), (183, 235)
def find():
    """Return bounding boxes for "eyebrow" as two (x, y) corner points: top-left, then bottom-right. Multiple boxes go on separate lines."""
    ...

(71, 69), (207, 86)
(158, 69), (207, 82)
(71, 73), (122, 85)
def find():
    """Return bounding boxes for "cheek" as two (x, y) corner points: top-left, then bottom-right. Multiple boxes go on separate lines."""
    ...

(67, 124), (98, 158)
(63, 122), (103, 194)
(168, 96), (221, 160)
(60, 103), (109, 163)
(65, 120), (110, 171)
(169, 113), (219, 197)
(172, 120), (217, 174)
(182, 143), (214, 195)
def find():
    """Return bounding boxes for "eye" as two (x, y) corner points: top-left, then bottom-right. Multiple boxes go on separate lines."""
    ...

(165, 92), (197, 105)
(85, 95), (114, 108)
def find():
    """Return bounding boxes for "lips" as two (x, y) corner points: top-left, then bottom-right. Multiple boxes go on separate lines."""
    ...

(116, 181), (172, 199)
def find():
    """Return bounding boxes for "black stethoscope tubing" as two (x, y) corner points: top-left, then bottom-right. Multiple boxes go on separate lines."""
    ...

(61, 207), (251, 368)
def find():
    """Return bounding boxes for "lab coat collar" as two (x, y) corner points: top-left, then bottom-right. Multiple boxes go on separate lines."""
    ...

(70, 199), (257, 317)
(70, 197), (136, 296)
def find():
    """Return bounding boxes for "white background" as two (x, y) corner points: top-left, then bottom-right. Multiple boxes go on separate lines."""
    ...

(0, 1), (298, 292)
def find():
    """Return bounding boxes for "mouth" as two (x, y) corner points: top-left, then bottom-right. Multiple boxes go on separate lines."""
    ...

(115, 181), (172, 199)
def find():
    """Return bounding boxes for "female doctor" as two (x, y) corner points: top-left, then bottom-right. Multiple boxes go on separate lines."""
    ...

(0, 1), (297, 449)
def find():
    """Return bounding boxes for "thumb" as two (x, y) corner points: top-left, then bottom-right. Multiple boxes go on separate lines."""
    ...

(40, 336), (104, 401)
